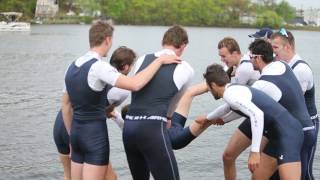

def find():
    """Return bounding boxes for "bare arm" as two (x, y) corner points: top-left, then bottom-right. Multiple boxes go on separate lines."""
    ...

(115, 55), (181, 91)
(61, 92), (73, 135)
(175, 82), (208, 117)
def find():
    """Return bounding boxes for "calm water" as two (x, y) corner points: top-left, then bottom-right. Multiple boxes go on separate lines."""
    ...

(0, 25), (319, 180)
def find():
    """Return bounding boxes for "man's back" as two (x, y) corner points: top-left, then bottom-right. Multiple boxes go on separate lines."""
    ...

(129, 49), (194, 118)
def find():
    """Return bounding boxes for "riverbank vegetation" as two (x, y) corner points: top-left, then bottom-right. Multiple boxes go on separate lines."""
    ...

(0, 0), (319, 30)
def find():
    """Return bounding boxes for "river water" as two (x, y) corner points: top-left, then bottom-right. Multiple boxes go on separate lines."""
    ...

(0, 25), (319, 179)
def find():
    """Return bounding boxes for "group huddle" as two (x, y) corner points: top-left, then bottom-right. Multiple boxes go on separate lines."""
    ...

(53, 20), (319, 180)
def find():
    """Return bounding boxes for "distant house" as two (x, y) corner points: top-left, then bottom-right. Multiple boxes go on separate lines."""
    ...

(288, 8), (307, 26)
(35, 0), (59, 18)
(304, 8), (320, 26)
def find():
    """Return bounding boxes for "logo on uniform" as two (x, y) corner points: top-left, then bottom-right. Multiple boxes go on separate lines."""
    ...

(279, 155), (284, 160)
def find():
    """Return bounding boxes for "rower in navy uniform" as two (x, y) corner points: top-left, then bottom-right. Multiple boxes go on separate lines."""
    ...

(203, 64), (303, 180)
(54, 46), (137, 180)
(61, 21), (180, 180)
(122, 25), (193, 180)
(271, 29), (318, 180)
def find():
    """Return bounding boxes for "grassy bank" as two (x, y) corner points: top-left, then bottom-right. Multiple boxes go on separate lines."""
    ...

(28, 16), (320, 32)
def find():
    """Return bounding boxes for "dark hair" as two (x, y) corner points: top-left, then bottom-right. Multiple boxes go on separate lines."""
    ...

(226, 66), (234, 79)
(218, 37), (241, 54)
(121, 104), (130, 120)
(270, 30), (295, 50)
(203, 64), (230, 87)
(110, 46), (136, 71)
(249, 39), (274, 63)
(89, 20), (114, 48)
(162, 25), (188, 48)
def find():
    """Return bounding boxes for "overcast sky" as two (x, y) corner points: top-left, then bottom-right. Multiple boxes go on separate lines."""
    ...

(285, 0), (320, 9)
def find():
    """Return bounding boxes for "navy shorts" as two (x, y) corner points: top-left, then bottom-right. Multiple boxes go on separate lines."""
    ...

(168, 112), (196, 150)
(70, 119), (109, 166)
(300, 127), (317, 179)
(238, 118), (269, 139)
(53, 110), (70, 155)
(123, 119), (179, 180)
(263, 113), (304, 165)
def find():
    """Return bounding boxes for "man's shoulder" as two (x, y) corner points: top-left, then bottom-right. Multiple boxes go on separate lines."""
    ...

(177, 61), (194, 73)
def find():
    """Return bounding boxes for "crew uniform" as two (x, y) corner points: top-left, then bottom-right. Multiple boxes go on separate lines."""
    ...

(64, 51), (121, 165)
(209, 84), (304, 165)
(123, 49), (193, 180)
(229, 53), (260, 85)
(53, 110), (70, 155)
(288, 54), (319, 180)
(235, 61), (315, 170)
(53, 86), (129, 155)
(114, 108), (197, 150)
(218, 54), (261, 133)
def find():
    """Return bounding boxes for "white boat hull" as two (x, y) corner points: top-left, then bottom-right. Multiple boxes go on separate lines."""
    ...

(0, 22), (31, 31)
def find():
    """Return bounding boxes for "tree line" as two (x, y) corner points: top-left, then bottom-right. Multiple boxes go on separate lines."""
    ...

(0, 0), (296, 28)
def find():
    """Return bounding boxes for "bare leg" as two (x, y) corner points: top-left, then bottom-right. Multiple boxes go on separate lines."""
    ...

(175, 83), (208, 117)
(251, 153), (277, 180)
(223, 129), (269, 180)
(71, 161), (83, 180)
(83, 163), (107, 180)
(278, 162), (301, 180)
(223, 129), (252, 180)
(105, 162), (117, 180)
(59, 154), (71, 180)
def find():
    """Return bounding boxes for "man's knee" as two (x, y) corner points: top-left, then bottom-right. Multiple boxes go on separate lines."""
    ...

(223, 149), (237, 163)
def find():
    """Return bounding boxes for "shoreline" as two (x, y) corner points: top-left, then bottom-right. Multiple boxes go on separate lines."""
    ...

(30, 18), (320, 32)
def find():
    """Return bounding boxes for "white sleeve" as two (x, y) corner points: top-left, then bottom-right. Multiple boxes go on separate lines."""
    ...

(251, 80), (282, 102)
(62, 63), (72, 93)
(224, 88), (264, 153)
(133, 55), (146, 74)
(221, 111), (243, 123)
(234, 62), (255, 85)
(173, 61), (194, 90)
(206, 104), (232, 120)
(292, 64), (314, 93)
(107, 87), (130, 106)
(92, 61), (121, 86)
(111, 110), (124, 129)
(166, 62), (194, 117)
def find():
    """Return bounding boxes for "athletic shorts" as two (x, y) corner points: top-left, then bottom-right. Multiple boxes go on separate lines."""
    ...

(168, 112), (196, 150)
(70, 119), (109, 165)
(53, 110), (70, 155)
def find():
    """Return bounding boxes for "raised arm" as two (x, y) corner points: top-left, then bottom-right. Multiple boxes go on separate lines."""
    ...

(115, 55), (181, 91)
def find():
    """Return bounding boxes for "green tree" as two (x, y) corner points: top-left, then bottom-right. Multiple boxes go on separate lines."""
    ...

(0, 0), (37, 19)
(275, 0), (295, 22)
(75, 0), (100, 15)
(103, 0), (128, 20)
(225, 0), (251, 25)
(255, 10), (283, 28)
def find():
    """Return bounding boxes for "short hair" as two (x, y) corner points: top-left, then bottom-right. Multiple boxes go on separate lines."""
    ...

(249, 39), (274, 63)
(162, 25), (188, 48)
(121, 104), (130, 120)
(218, 37), (241, 54)
(270, 30), (295, 50)
(110, 46), (136, 71)
(89, 20), (114, 48)
(203, 64), (230, 87)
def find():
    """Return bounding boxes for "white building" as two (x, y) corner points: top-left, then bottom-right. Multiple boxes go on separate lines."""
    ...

(304, 8), (320, 26)
(35, 0), (59, 18)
